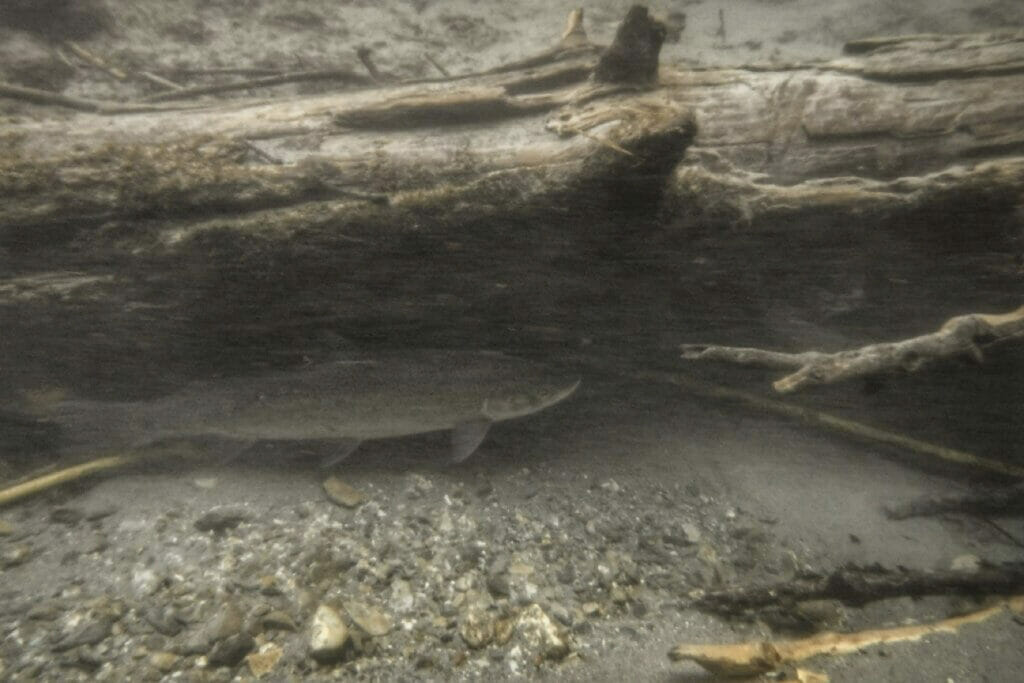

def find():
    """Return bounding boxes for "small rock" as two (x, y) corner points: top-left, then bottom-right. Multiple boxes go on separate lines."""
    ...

(258, 574), (283, 596)
(599, 479), (621, 493)
(132, 567), (163, 597)
(260, 610), (297, 633)
(1, 544), (32, 568)
(486, 572), (511, 597)
(246, 642), (283, 678)
(0, 519), (13, 536)
(50, 507), (84, 525)
(389, 579), (415, 614)
(795, 599), (846, 629)
(143, 606), (185, 636)
(549, 603), (572, 627)
(149, 651), (179, 672)
(193, 477), (219, 490)
(345, 600), (393, 637)
(323, 476), (368, 508)
(182, 602), (244, 654)
(207, 633), (255, 667)
(84, 505), (118, 522)
(52, 616), (112, 652)
(194, 506), (250, 533)
(951, 554), (981, 573)
(676, 522), (702, 545)
(459, 608), (494, 649)
(205, 603), (245, 643)
(308, 604), (349, 663)
(514, 604), (570, 661)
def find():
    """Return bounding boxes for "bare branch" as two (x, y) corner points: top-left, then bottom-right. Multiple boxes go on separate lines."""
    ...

(681, 306), (1024, 393)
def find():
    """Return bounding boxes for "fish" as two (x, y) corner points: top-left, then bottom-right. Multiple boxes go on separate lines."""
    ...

(44, 350), (580, 463)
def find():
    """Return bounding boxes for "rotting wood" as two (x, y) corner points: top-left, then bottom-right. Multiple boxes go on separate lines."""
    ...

(680, 306), (1024, 393)
(670, 595), (1024, 677)
(693, 562), (1024, 615)
(0, 10), (1022, 426)
(885, 484), (1024, 520)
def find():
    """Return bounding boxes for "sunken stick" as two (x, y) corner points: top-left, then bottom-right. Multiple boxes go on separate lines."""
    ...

(681, 306), (1024, 393)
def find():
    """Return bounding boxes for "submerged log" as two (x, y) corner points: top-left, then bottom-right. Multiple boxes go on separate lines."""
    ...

(0, 9), (1021, 398)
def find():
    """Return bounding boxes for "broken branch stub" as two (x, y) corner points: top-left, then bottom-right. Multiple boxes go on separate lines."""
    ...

(591, 5), (666, 84)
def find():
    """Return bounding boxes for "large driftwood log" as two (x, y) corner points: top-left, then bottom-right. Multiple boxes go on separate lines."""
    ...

(0, 10), (1022, 400)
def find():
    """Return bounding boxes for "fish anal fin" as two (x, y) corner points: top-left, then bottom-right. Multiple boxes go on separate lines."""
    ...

(320, 438), (362, 469)
(451, 418), (492, 463)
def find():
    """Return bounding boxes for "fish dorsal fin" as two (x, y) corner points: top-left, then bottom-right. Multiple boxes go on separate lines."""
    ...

(451, 418), (492, 463)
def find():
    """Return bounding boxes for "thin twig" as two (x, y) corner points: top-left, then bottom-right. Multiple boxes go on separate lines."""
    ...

(425, 53), (451, 78)
(64, 40), (127, 80)
(138, 71), (184, 91)
(0, 455), (135, 507)
(0, 82), (105, 112)
(141, 68), (373, 102)
(169, 67), (284, 77)
(0, 82), (193, 114)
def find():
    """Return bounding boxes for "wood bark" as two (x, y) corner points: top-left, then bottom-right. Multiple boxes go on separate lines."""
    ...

(0, 17), (1022, 398)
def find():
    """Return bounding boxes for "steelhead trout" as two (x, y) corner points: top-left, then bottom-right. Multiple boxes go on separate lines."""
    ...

(47, 350), (580, 462)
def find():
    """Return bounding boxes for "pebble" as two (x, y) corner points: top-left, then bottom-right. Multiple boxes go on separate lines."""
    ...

(49, 507), (84, 526)
(149, 651), (179, 672)
(951, 554), (981, 573)
(389, 579), (415, 614)
(795, 599), (846, 629)
(513, 604), (570, 661)
(246, 642), (283, 678)
(487, 572), (511, 597)
(260, 610), (297, 633)
(459, 608), (495, 649)
(84, 505), (118, 522)
(52, 616), (112, 652)
(194, 506), (250, 533)
(0, 518), (12, 536)
(143, 607), (185, 636)
(207, 633), (256, 667)
(131, 567), (163, 597)
(181, 602), (244, 655)
(308, 604), (349, 663)
(323, 476), (368, 508)
(1, 544), (32, 568)
(345, 600), (393, 637)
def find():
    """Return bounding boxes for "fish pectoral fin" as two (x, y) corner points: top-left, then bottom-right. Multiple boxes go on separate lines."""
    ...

(319, 438), (362, 469)
(451, 418), (492, 463)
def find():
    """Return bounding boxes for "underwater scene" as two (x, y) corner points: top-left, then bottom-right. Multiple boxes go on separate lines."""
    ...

(1, 1), (1023, 680)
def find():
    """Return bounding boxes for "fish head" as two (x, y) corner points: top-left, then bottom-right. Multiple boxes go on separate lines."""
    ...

(480, 375), (581, 422)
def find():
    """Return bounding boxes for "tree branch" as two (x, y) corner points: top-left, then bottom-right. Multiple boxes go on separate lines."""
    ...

(681, 306), (1024, 393)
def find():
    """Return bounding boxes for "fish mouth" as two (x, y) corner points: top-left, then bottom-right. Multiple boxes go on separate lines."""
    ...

(482, 377), (581, 421)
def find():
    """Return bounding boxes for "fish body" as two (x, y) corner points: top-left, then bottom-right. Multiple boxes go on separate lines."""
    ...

(52, 351), (580, 462)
